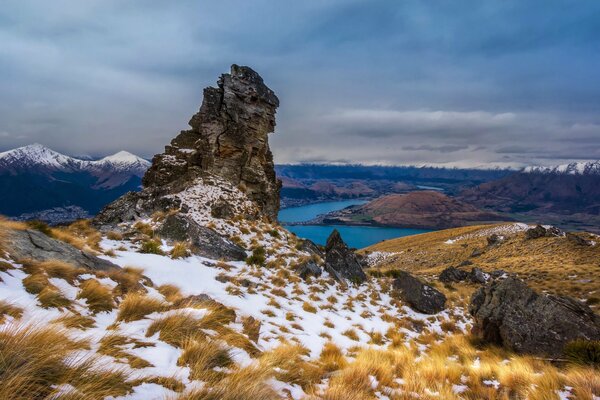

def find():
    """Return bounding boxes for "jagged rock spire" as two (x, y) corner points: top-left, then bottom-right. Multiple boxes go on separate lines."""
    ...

(143, 64), (281, 221)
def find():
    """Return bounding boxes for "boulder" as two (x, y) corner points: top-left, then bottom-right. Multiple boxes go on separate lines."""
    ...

(469, 277), (600, 357)
(566, 232), (593, 247)
(297, 238), (324, 258)
(324, 230), (367, 284)
(392, 271), (446, 314)
(296, 259), (322, 280)
(439, 266), (469, 283)
(6, 229), (119, 271)
(525, 225), (562, 240)
(469, 267), (490, 284)
(157, 214), (246, 261)
(486, 234), (504, 246)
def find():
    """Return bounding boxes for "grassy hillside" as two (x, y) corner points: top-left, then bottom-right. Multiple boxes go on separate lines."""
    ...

(364, 223), (600, 308)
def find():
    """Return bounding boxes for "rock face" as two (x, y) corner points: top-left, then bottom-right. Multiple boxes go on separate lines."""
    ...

(142, 64), (281, 221)
(469, 277), (600, 357)
(6, 229), (119, 271)
(392, 271), (446, 314)
(156, 214), (246, 261)
(324, 230), (367, 283)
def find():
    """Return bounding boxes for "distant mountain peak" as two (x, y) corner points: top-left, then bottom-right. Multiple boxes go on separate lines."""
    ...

(523, 160), (600, 175)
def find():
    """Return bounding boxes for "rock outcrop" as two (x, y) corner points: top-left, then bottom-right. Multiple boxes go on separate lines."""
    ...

(156, 214), (246, 261)
(95, 65), (281, 227)
(469, 277), (600, 357)
(6, 229), (119, 271)
(142, 64), (281, 221)
(324, 230), (367, 283)
(525, 225), (562, 240)
(392, 271), (446, 314)
(439, 266), (469, 283)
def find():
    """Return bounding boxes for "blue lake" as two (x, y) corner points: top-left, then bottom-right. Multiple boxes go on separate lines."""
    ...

(279, 200), (431, 249)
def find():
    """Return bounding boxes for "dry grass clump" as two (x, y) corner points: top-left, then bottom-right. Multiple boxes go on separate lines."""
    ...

(133, 221), (154, 236)
(146, 311), (208, 347)
(51, 219), (102, 252)
(319, 342), (348, 372)
(37, 286), (72, 309)
(175, 365), (278, 400)
(98, 334), (154, 369)
(116, 292), (167, 322)
(0, 324), (133, 399)
(106, 230), (123, 240)
(260, 344), (323, 390)
(170, 242), (191, 259)
(178, 338), (233, 381)
(109, 266), (149, 296)
(342, 328), (360, 341)
(51, 312), (96, 330)
(157, 284), (183, 302)
(22, 271), (50, 294)
(21, 259), (83, 284)
(302, 301), (317, 313)
(0, 300), (24, 323)
(77, 278), (115, 313)
(139, 238), (164, 255)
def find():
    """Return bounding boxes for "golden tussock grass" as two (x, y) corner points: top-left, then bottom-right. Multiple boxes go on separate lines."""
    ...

(37, 286), (72, 309)
(302, 301), (317, 313)
(175, 365), (278, 400)
(146, 311), (208, 347)
(22, 272), (50, 294)
(177, 338), (233, 381)
(319, 342), (348, 372)
(106, 230), (123, 240)
(170, 242), (191, 259)
(108, 266), (149, 296)
(98, 334), (154, 369)
(260, 344), (323, 390)
(49, 219), (102, 252)
(157, 283), (183, 302)
(77, 278), (115, 313)
(0, 300), (24, 323)
(52, 312), (96, 330)
(116, 292), (167, 322)
(0, 323), (134, 400)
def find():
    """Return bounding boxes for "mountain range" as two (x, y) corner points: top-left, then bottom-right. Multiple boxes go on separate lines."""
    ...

(0, 144), (150, 221)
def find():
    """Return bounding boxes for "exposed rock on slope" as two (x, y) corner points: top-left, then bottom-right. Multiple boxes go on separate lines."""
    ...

(392, 271), (446, 314)
(6, 229), (118, 271)
(156, 214), (246, 261)
(315, 191), (507, 229)
(324, 229), (367, 283)
(142, 64), (281, 221)
(469, 277), (600, 357)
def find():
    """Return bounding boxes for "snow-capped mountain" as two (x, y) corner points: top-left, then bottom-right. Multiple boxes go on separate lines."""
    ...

(0, 143), (150, 180)
(0, 144), (151, 221)
(523, 160), (600, 175)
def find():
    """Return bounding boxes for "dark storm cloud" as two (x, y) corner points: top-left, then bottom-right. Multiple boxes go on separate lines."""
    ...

(1, 0), (599, 167)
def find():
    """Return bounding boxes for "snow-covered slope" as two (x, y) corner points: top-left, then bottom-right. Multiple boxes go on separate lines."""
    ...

(523, 160), (600, 175)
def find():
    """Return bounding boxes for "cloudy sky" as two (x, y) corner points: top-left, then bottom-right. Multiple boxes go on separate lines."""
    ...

(1, 0), (599, 167)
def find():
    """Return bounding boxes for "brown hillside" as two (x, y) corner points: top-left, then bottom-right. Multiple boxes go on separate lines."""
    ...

(363, 223), (600, 308)
(329, 191), (506, 229)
